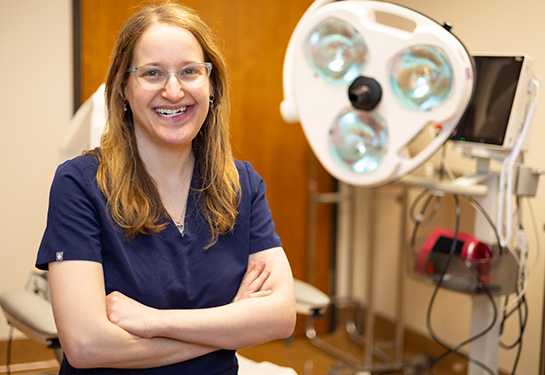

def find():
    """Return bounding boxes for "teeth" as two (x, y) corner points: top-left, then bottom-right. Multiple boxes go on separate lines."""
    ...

(155, 107), (187, 117)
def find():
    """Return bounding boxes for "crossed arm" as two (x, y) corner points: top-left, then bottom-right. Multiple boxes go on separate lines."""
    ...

(48, 246), (296, 369)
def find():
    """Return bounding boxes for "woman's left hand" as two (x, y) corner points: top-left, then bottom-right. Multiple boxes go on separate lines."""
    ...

(232, 259), (272, 303)
(106, 291), (157, 338)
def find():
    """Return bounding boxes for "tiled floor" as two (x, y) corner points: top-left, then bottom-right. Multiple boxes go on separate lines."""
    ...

(1, 313), (507, 375)
(239, 318), (474, 375)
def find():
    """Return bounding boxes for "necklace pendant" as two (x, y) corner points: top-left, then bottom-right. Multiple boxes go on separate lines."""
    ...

(175, 222), (185, 236)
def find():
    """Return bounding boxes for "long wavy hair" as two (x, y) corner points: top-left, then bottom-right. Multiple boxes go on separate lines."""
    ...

(94, 2), (239, 247)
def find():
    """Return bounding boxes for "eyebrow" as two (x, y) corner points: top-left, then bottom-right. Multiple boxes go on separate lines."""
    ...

(137, 60), (203, 68)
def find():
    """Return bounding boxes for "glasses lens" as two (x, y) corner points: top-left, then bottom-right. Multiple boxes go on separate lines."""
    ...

(134, 67), (167, 90)
(389, 46), (453, 111)
(178, 63), (211, 88)
(329, 110), (388, 173)
(305, 18), (368, 86)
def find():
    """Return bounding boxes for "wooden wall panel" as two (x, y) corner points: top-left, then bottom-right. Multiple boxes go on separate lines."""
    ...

(80, 0), (334, 332)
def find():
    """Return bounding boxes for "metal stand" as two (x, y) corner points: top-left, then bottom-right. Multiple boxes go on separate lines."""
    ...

(304, 172), (427, 374)
(468, 168), (501, 375)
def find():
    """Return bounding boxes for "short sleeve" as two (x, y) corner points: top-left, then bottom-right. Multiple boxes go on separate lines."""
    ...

(237, 161), (282, 254)
(36, 157), (104, 270)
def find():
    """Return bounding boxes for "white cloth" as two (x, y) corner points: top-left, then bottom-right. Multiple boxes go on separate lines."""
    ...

(237, 354), (298, 375)
(58, 83), (106, 163)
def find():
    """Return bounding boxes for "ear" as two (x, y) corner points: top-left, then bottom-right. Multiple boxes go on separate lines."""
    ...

(118, 84), (126, 100)
(208, 81), (214, 98)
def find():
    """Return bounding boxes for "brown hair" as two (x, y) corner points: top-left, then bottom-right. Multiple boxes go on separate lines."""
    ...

(94, 2), (239, 247)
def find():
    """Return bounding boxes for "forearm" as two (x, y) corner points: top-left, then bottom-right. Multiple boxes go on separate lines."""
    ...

(151, 292), (295, 349)
(60, 318), (216, 369)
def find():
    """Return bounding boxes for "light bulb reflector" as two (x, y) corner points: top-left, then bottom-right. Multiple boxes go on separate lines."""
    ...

(329, 110), (388, 173)
(305, 18), (368, 85)
(390, 46), (453, 110)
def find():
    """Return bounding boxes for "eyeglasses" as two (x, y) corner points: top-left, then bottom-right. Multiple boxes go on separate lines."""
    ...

(128, 62), (213, 90)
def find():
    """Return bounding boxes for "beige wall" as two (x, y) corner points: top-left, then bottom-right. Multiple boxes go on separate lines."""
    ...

(0, 0), (72, 339)
(1, 0), (544, 373)
(339, 1), (545, 374)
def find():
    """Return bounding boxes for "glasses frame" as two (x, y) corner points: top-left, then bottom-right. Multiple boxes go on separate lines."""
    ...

(128, 62), (213, 90)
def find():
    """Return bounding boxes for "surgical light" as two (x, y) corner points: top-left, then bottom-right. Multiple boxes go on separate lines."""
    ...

(281, 0), (475, 187)
(330, 109), (387, 173)
(305, 18), (368, 85)
(389, 46), (454, 111)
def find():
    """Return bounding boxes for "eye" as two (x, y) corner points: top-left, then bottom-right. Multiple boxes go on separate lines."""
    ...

(139, 67), (165, 80)
(180, 65), (203, 77)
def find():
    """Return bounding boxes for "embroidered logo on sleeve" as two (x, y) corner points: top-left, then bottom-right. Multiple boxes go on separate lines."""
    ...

(56, 252), (64, 261)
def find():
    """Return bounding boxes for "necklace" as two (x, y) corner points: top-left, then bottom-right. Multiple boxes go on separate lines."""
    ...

(175, 221), (185, 234)
(168, 189), (189, 237)
(172, 216), (186, 236)
(165, 157), (194, 238)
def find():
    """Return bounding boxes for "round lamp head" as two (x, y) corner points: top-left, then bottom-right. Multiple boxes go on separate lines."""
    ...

(281, 0), (475, 186)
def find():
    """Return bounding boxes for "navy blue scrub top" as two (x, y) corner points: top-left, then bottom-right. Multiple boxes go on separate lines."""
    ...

(36, 154), (282, 375)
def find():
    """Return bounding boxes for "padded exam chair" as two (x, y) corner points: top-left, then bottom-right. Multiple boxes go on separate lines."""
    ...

(0, 272), (63, 363)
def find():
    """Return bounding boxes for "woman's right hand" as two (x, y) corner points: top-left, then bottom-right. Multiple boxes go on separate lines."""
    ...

(232, 259), (272, 303)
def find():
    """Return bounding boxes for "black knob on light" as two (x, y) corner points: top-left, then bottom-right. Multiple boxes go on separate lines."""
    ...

(348, 76), (382, 111)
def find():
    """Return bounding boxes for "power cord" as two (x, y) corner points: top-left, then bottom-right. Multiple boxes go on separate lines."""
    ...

(429, 195), (496, 375)
(409, 188), (442, 227)
(413, 144), (535, 375)
(465, 186), (533, 375)
(409, 191), (497, 375)
(499, 292), (528, 374)
(441, 147), (533, 374)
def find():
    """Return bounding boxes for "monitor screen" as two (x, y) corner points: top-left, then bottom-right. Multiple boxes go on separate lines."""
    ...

(450, 55), (525, 147)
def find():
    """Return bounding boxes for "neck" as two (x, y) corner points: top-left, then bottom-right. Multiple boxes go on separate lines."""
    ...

(142, 146), (195, 227)
(140, 144), (195, 184)
(135, 136), (196, 225)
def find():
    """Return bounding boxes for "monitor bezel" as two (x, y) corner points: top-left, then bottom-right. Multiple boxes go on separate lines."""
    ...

(450, 53), (534, 153)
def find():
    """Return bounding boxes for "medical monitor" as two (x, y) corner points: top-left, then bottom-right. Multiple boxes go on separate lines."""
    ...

(450, 53), (534, 153)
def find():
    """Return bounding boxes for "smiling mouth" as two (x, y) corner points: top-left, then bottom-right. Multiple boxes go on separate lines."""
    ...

(154, 107), (188, 118)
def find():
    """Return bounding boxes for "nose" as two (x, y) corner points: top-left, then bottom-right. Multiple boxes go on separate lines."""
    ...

(162, 74), (185, 101)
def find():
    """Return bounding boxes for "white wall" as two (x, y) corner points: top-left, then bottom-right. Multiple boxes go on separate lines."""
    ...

(0, 0), (72, 340)
(339, 1), (545, 374)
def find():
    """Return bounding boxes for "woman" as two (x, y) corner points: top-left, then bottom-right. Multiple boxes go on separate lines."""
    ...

(35, 3), (296, 374)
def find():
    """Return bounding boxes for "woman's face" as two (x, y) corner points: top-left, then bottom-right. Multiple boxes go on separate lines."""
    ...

(125, 23), (212, 154)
